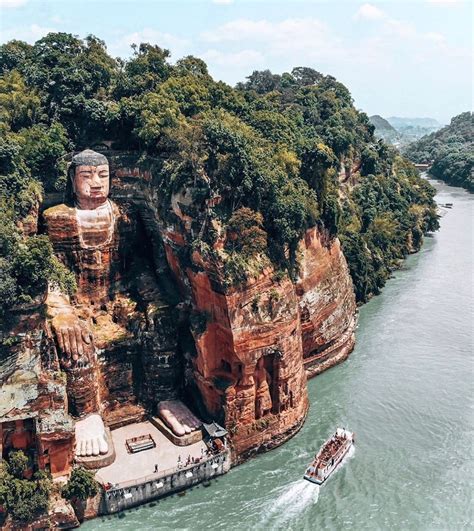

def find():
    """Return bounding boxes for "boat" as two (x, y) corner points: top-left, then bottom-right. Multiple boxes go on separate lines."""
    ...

(304, 428), (354, 485)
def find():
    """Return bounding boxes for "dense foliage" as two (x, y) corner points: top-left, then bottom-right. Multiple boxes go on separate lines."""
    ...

(0, 33), (439, 305)
(404, 112), (473, 191)
(0, 199), (76, 320)
(0, 451), (52, 522)
(61, 467), (99, 502)
(339, 157), (438, 301)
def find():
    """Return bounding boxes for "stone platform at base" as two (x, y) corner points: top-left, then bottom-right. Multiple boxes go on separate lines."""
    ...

(100, 448), (231, 514)
(95, 420), (208, 486)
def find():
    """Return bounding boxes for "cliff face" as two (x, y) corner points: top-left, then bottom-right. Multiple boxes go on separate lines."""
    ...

(296, 227), (357, 377)
(0, 310), (75, 477)
(0, 156), (357, 474)
(163, 236), (310, 461)
(162, 218), (356, 460)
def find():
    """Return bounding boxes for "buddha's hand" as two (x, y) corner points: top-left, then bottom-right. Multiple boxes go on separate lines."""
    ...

(51, 314), (94, 369)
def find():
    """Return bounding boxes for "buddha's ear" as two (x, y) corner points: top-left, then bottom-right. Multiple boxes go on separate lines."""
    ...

(64, 165), (76, 205)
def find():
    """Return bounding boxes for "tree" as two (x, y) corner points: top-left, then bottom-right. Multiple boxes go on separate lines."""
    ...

(237, 69), (281, 94)
(0, 452), (51, 522)
(113, 43), (170, 98)
(175, 55), (209, 78)
(291, 66), (323, 87)
(23, 33), (118, 143)
(0, 70), (40, 132)
(0, 204), (76, 320)
(360, 146), (379, 176)
(7, 451), (29, 479)
(227, 207), (267, 257)
(62, 468), (99, 502)
(17, 122), (70, 192)
(0, 133), (38, 219)
(0, 40), (33, 74)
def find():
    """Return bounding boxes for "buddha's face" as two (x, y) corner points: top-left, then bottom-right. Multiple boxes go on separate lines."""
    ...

(73, 164), (110, 209)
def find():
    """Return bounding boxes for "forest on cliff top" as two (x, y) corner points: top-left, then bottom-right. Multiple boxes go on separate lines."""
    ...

(0, 34), (439, 320)
(404, 112), (473, 192)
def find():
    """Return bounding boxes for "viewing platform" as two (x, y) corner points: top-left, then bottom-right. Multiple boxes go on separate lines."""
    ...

(95, 420), (230, 513)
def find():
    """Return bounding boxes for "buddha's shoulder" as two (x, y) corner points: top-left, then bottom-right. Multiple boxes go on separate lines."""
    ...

(43, 204), (78, 234)
(43, 203), (76, 220)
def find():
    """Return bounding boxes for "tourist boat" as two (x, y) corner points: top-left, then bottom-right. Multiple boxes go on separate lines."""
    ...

(304, 428), (354, 485)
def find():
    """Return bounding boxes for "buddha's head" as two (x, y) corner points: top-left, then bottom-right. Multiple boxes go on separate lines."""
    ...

(69, 150), (110, 210)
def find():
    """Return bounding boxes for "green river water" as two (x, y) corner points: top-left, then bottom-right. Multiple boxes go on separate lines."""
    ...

(85, 178), (473, 530)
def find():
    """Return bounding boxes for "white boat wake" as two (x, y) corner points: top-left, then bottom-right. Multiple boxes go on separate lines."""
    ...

(258, 480), (320, 528)
(257, 444), (355, 528)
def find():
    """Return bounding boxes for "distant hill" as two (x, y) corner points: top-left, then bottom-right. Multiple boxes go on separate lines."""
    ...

(369, 115), (400, 144)
(370, 115), (397, 132)
(388, 117), (443, 145)
(370, 115), (442, 148)
(403, 112), (473, 191)
(388, 117), (442, 129)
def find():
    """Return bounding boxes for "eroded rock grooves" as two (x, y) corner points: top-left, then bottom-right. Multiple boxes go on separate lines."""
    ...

(0, 151), (357, 522)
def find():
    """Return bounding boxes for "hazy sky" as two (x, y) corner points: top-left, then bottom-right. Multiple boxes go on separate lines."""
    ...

(1, 0), (472, 123)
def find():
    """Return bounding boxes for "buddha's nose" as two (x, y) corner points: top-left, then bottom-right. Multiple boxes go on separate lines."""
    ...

(91, 172), (102, 187)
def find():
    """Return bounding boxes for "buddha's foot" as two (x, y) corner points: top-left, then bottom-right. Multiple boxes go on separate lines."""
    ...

(157, 401), (202, 436)
(75, 413), (109, 457)
(158, 405), (186, 436)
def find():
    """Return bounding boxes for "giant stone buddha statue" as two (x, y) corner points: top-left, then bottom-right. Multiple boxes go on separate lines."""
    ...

(43, 150), (130, 459)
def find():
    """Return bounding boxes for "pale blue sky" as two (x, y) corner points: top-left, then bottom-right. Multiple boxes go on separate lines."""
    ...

(1, 0), (472, 123)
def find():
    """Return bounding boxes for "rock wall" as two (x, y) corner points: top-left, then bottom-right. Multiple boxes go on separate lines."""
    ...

(0, 153), (357, 477)
(109, 154), (357, 460)
(296, 227), (357, 378)
(161, 226), (355, 460)
(0, 310), (75, 477)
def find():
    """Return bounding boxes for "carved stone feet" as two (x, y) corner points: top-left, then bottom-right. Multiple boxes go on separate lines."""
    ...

(75, 414), (108, 457)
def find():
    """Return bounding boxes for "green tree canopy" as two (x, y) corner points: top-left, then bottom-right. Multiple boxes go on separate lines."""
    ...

(61, 467), (99, 502)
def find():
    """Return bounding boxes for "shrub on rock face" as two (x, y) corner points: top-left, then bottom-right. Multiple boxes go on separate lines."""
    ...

(6, 450), (29, 479)
(0, 206), (76, 320)
(62, 467), (99, 502)
(226, 207), (267, 257)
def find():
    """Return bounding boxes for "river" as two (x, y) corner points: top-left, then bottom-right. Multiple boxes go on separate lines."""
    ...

(85, 177), (473, 530)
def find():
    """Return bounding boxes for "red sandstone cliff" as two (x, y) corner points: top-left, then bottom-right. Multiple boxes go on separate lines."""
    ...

(1, 156), (357, 477)
(162, 222), (356, 460)
(163, 239), (309, 461)
(112, 159), (357, 460)
(296, 227), (357, 377)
